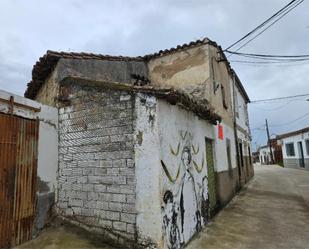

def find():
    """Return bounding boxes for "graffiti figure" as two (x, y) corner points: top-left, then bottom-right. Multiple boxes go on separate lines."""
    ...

(162, 191), (181, 249)
(200, 176), (210, 225)
(177, 145), (201, 243)
(161, 131), (209, 248)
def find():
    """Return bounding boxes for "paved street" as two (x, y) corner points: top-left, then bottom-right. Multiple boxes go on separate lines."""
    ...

(186, 165), (309, 249)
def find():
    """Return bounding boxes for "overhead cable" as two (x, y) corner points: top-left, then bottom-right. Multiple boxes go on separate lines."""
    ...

(225, 0), (303, 51)
(250, 93), (309, 103)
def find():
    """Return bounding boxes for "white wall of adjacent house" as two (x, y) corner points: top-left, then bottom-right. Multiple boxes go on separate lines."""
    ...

(258, 147), (273, 164)
(214, 122), (237, 171)
(0, 89), (58, 193)
(157, 99), (215, 248)
(134, 93), (236, 248)
(280, 132), (309, 159)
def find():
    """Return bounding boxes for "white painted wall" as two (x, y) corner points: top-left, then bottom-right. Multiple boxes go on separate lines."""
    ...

(157, 100), (215, 248)
(134, 93), (163, 247)
(214, 122), (237, 172)
(258, 146), (273, 164)
(0, 89), (58, 193)
(280, 132), (309, 159)
(134, 95), (222, 248)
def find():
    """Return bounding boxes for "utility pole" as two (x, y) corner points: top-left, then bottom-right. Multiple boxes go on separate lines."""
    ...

(265, 119), (275, 164)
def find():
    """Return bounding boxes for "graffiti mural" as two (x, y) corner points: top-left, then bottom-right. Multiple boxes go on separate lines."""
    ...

(161, 131), (210, 249)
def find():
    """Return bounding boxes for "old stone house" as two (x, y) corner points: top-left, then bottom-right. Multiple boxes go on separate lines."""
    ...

(24, 38), (253, 248)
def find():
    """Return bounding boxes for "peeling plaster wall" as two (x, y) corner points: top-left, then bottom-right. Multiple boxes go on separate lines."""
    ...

(148, 45), (210, 101)
(157, 100), (214, 249)
(207, 45), (234, 128)
(134, 93), (162, 248)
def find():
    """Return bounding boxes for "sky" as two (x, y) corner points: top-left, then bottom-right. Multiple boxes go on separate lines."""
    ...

(0, 0), (308, 150)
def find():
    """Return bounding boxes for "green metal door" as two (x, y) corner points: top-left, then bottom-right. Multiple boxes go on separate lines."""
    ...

(205, 138), (216, 215)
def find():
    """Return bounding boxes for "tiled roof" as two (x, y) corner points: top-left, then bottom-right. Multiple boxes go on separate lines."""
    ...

(24, 37), (249, 103)
(143, 38), (216, 59)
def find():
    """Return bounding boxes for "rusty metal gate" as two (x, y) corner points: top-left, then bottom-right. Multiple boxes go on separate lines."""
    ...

(0, 113), (39, 249)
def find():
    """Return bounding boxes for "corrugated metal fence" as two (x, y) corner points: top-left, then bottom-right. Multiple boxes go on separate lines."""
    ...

(0, 113), (39, 249)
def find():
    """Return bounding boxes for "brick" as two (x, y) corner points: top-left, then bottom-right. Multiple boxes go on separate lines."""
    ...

(88, 176), (101, 184)
(98, 219), (112, 228)
(121, 213), (136, 224)
(94, 185), (106, 193)
(107, 168), (119, 176)
(96, 201), (109, 210)
(87, 192), (99, 200)
(126, 159), (134, 168)
(126, 195), (136, 204)
(77, 176), (87, 184)
(127, 224), (135, 234)
(81, 208), (94, 216)
(82, 184), (94, 192)
(98, 210), (120, 221)
(112, 194), (126, 203)
(122, 203), (136, 214)
(75, 191), (87, 200)
(68, 199), (83, 207)
(109, 202), (122, 212)
(84, 200), (96, 209)
(72, 207), (82, 215)
(98, 193), (112, 201)
(99, 160), (113, 168)
(113, 221), (126, 232)
(113, 159), (126, 168)
(95, 168), (107, 175)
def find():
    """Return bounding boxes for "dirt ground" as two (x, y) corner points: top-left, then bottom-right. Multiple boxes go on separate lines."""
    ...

(186, 165), (309, 249)
(15, 223), (115, 249)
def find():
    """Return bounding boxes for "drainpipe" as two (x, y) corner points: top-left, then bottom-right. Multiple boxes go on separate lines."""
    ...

(232, 72), (242, 189)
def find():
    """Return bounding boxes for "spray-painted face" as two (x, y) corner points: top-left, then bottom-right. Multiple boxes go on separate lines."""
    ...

(181, 146), (192, 170)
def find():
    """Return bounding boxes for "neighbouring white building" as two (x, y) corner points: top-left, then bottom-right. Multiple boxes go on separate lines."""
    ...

(258, 145), (274, 165)
(277, 127), (309, 171)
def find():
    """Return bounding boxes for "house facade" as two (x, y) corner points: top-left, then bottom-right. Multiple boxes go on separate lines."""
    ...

(277, 127), (309, 170)
(23, 38), (253, 248)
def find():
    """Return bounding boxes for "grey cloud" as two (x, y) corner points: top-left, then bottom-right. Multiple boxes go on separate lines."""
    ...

(0, 0), (308, 149)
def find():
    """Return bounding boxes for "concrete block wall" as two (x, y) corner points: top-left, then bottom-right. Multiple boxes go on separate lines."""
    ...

(57, 83), (137, 243)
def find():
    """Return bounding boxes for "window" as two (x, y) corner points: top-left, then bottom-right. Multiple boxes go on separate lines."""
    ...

(221, 85), (228, 109)
(285, 143), (295, 156)
(306, 140), (309, 156)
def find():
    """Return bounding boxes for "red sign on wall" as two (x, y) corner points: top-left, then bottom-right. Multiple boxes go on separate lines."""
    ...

(218, 124), (224, 140)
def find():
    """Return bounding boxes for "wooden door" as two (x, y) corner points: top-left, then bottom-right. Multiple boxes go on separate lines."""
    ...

(0, 113), (39, 248)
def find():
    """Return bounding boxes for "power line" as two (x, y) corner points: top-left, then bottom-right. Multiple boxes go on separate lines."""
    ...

(230, 0), (304, 52)
(270, 112), (309, 127)
(250, 93), (309, 103)
(226, 51), (309, 59)
(230, 59), (309, 64)
(224, 0), (303, 51)
(250, 99), (306, 111)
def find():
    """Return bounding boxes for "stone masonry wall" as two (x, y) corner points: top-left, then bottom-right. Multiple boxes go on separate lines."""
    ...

(57, 83), (136, 244)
